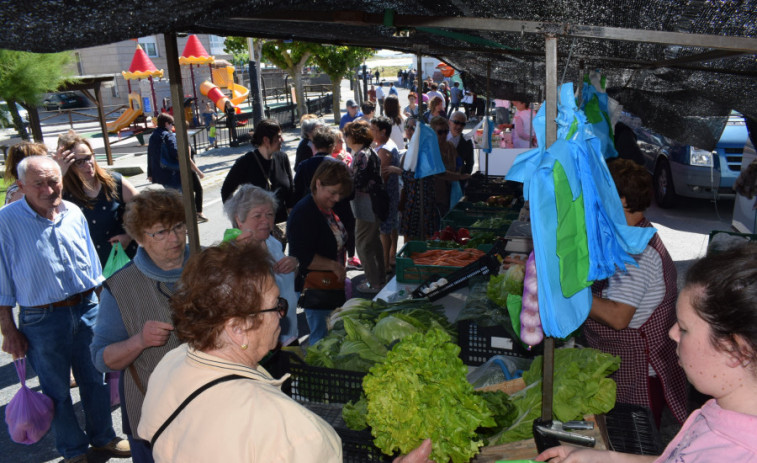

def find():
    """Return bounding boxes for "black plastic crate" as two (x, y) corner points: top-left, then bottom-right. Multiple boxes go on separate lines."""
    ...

(604, 403), (663, 455)
(278, 353), (394, 462)
(457, 320), (539, 366)
(279, 350), (364, 404)
(304, 403), (393, 462)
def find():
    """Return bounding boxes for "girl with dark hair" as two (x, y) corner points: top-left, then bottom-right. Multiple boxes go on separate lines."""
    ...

(383, 95), (405, 148)
(538, 244), (757, 463)
(221, 119), (294, 225)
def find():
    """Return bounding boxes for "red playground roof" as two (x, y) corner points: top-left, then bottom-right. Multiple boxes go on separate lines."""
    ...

(179, 35), (215, 65)
(123, 44), (163, 79)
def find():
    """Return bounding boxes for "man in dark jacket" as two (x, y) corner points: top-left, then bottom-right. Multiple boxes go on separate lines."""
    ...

(448, 111), (475, 183)
(147, 112), (181, 190)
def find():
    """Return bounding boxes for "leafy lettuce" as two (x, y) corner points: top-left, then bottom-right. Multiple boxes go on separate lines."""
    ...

(362, 329), (495, 463)
(489, 347), (620, 444)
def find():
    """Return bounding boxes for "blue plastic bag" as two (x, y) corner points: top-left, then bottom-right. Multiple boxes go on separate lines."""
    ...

(5, 358), (54, 445)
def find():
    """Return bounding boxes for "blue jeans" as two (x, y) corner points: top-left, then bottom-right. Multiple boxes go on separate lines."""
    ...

(304, 309), (329, 345)
(19, 293), (116, 459)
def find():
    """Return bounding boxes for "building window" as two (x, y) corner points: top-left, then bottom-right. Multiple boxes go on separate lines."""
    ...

(139, 36), (159, 58)
(209, 35), (227, 55)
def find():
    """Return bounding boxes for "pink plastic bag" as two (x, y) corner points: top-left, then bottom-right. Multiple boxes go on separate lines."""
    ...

(106, 371), (120, 407)
(5, 358), (54, 445)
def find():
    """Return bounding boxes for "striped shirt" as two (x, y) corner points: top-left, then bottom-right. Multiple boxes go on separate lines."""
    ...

(0, 198), (103, 307)
(601, 245), (665, 329)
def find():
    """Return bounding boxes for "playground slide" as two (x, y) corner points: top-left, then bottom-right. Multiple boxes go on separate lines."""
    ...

(200, 80), (231, 111)
(107, 93), (143, 133)
(208, 66), (249, 108)
(229, 82), (249, 106)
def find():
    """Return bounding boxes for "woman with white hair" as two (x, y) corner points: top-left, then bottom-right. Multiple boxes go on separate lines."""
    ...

(224, 184), (299, 346)
(295, 114), (324, 170)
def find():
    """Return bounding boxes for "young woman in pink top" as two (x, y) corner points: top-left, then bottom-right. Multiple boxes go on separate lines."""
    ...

(537, 243), (757, 462)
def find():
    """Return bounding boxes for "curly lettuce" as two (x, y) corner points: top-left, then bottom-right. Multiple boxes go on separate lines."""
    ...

(362, 329), (494, 463)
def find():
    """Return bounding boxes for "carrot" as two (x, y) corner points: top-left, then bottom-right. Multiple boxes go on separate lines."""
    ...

(410, 249), (485, 266)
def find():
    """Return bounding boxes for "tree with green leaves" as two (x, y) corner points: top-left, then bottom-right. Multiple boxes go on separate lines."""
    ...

(0, 49), (76, 140)
(311, 45), (374, 124)
(261, 41), (318, 117)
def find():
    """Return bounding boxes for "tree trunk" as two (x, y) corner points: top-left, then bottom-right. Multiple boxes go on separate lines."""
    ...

(331, 78), (341, 125)
(8, 99), (29, 141)
(291, 69), (307, 118)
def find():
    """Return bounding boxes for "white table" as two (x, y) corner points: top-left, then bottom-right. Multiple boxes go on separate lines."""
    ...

(477, 147), (530, 176)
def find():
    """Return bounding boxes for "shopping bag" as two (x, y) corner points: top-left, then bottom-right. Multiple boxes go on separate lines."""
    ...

(106, 372), (120, 407)
(5, 358), (54, 445)
(102, 242), (132, 279)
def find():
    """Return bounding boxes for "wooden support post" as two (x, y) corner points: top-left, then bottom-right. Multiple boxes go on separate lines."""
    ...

(165, 30), (201, 255)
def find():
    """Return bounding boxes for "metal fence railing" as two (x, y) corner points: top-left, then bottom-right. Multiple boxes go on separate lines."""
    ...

(187, 93), (332, 152)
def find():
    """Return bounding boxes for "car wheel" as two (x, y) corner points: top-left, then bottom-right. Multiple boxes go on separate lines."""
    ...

(654, 160), (677, 208)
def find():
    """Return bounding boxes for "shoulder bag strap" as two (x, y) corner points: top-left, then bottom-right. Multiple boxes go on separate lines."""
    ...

(252, 151), (273, 191)
(150, 374), (246, 448)
(128, 364), (147, 395)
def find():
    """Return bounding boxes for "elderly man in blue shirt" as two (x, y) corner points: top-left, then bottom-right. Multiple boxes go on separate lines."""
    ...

(0, 156), (129, 463)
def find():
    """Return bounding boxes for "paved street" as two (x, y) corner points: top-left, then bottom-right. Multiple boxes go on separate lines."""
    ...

(0, 78), (741, 462)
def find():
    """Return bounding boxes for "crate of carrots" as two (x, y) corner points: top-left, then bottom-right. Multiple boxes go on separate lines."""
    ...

(395, 241), (488, 284)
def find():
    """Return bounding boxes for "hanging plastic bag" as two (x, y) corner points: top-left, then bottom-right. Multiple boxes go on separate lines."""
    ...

(106, 372), (120, 407)
(102, 242), (132, 279)
(5, 358), (54, 445)
(449, 180), (463, 209)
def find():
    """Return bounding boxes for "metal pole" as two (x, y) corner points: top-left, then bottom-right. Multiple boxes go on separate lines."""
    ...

(485, 61), (491, 179)
(540, 35), (559, 424)
(149, 76), (159, 117)
(416, 52), (425, 241)
(165, 30), (201, 255)
(189, 64), (199, 124)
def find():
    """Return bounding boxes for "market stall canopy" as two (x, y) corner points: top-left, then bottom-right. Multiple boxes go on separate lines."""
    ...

(2, 1), (755, 149)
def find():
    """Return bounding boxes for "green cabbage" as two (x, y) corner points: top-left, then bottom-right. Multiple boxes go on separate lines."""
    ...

(372, 315), (420, 344)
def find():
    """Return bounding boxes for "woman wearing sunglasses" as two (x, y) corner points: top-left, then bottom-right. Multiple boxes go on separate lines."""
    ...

(430, 116), (469, 216)
(90, 189), (189, 463)
(139, 241), (435, 463)
(55, 130), (139, 266)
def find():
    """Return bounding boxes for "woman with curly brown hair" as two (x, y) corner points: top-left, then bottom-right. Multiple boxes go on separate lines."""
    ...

(90, 189), (188, 463)
(55, 131), (139, 265)
(138, 241), (434, 463)
(138, 241), (342, 462)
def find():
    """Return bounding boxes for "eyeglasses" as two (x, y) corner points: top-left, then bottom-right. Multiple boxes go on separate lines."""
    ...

(257, 297), (288, 318)
(144, 223), (187, 241)
(436, 129), (449, 136)
(73, 154), (94, 166)
(451, 120), (466, 126)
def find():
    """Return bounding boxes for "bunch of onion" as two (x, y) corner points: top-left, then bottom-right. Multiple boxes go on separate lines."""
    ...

(520, 251), (544, 347)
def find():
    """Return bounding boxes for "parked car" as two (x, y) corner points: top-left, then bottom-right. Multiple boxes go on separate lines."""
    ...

(42, 91), (87, 110)
(0, 100), (29, 128)
(621, 111), (748, 207)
